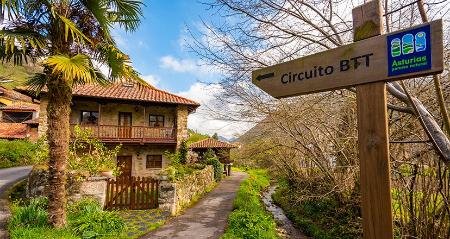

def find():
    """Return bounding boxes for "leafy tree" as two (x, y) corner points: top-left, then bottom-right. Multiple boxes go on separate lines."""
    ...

(0, 0), (144, 227)
(212, 133), (219, 140)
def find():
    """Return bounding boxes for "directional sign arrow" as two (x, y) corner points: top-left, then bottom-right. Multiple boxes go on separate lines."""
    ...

(256, 72), (275, 81)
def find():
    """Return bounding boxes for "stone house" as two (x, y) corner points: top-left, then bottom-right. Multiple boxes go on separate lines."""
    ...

(18, 83), (199, 178)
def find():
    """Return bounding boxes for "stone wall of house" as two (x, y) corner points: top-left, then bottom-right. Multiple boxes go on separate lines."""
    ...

(37, 97), (48, 137)
(158, 165), (214, 215)
(119, 145), (175, 177)
(27, 166), (108, 208)
(69, 100), (177, 127)
(176, 105), (188, 148)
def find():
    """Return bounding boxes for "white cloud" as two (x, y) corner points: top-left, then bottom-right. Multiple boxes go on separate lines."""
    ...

(159, 55), (221, 77)
(160, 56), (197, 73)
(177, 83), (251, 139)
(142, 74), (160, 87)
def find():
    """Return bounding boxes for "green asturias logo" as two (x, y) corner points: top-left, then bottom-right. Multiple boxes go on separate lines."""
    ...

(387, 25), (431, 76)
(390, 32), (427, 57)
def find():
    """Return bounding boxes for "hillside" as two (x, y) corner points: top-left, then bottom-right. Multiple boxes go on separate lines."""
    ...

(0, 63), (39, 89)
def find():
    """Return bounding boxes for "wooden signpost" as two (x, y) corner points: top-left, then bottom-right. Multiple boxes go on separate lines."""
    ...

(252, 1), (443, 239)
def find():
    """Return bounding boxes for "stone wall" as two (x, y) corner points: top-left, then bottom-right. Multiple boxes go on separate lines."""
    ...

(158, 165), (214, 215)
(37, 96), (48, 137)
(27, 166), (108, 208)
(176, 105), (188, 148)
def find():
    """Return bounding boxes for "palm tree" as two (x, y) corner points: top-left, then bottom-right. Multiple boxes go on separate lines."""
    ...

(0, 0), (145, 227)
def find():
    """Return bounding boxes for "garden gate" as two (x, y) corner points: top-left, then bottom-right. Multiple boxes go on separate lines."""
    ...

(105, 176), (159, 210)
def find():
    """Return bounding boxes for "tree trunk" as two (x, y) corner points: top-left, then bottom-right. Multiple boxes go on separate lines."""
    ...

(46, 78), (72, 228)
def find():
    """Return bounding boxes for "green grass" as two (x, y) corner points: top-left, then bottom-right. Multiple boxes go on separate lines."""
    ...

(221, 169), (280, 239)
(272, 182), (362, 239)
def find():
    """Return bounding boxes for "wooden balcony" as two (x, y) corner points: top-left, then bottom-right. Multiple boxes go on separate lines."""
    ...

(70, 124), (176, 144)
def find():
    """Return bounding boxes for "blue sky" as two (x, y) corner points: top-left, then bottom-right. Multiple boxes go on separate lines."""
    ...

(112, 1), (219, 93)
(110, 1), (250, 139)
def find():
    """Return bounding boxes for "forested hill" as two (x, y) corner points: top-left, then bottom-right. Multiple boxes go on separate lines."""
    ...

(0, 63), (39, 89)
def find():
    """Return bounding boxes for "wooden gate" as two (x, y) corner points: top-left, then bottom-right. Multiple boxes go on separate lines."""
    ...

(105, 176), (159, 210)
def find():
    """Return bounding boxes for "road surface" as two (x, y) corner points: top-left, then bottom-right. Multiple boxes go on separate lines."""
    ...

(0, 165), (32, 239)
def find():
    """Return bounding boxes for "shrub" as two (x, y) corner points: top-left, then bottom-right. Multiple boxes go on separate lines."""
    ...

(206, 154), (223, 182)
(68, 198), (126, 239)
(178, 140), (188, 164)
(70, 211), (126, 239)
(69, 126), (121, 176)
(0, 138), (47, 168)
(8, 197), (49, 229)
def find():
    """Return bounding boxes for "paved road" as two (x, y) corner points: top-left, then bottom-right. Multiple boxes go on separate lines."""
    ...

(142, 171), (248, 239)
(0, 165), (32, 239)
(0, 166), (32, 196)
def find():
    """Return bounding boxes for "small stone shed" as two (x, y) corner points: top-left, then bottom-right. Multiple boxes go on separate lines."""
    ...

(189, 138), (237, 175)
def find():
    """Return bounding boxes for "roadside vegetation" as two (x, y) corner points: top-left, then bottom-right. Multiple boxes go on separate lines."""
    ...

(0, 138), (48, 168)
(187, 0), (450, 238)
(163, 143), (223, 182)
(8, 198), (125, 239)
(221, 169), (279, 239)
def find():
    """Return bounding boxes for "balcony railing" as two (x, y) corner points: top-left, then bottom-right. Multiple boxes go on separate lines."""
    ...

(70, 124), (176, 143)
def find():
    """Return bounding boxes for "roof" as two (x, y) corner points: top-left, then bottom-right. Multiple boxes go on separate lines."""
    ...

(0, 86), (33, 102)
(189, 138), (237, 149)
(0, 102), (39, 112)
(17, 83), (200, 108)
(0, 123), (28, 139)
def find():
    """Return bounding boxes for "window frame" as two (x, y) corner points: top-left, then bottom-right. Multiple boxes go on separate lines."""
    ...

(80, 111), (99, 125)
(149, 114), (164, 128)
(146, 155), (163, 169)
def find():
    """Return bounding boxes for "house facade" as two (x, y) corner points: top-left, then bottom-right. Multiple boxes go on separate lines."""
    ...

(0, 86), (40, 140)
(19, 83), (199, 178)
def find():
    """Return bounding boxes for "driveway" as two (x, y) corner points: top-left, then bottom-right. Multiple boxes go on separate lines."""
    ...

(142, 171), (247, 239)
(0, 165), (32, 238)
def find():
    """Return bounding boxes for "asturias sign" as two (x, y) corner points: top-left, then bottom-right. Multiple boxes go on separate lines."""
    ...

(387, 25), (431, 76)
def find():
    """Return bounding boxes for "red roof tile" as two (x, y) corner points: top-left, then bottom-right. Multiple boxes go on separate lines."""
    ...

(0, 86), (33, 102)
(17, 83), (200, 107)
(0, 123), (28, 139)
(189, 138), (237, 149)
(0, 102), (39, 112)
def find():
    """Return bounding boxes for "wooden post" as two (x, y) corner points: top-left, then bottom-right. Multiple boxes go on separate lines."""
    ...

(353, 1), (394, 239)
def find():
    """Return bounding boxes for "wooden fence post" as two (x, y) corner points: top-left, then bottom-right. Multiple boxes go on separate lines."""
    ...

(353, 1), (394, 238)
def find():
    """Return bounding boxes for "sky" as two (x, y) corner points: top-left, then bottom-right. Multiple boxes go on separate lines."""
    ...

(112, 1), (249, 140)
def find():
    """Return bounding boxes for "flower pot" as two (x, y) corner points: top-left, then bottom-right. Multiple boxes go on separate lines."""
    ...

(100, 170), (114, 177)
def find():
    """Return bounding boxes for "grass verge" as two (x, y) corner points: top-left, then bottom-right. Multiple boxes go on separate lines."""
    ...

(221, 169), (279, 239)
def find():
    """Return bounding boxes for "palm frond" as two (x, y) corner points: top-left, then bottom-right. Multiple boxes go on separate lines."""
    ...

(25, 73), (49, 96)
(94, 43), (146, 85)
(57, 14), (93, 46)
(1, 0), (20, 22)
(0, 28), (46, 54)
(107, 0), (143, 32)
(43, 54), (95, 84)
(78, 0), (112, 40)
(0, 41), (36, 65)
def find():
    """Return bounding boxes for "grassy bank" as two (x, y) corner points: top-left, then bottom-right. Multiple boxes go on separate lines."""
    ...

(0, 140), (46, 169)
(272, 182), (362, 239)
(221, 169), (279, 239)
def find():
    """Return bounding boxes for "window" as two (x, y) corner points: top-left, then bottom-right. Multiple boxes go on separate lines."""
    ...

(2, 112), (33, 123)
(146, 155), (162, 168)
(80, 111), (99, 125)
(149, 115), (164, 127)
